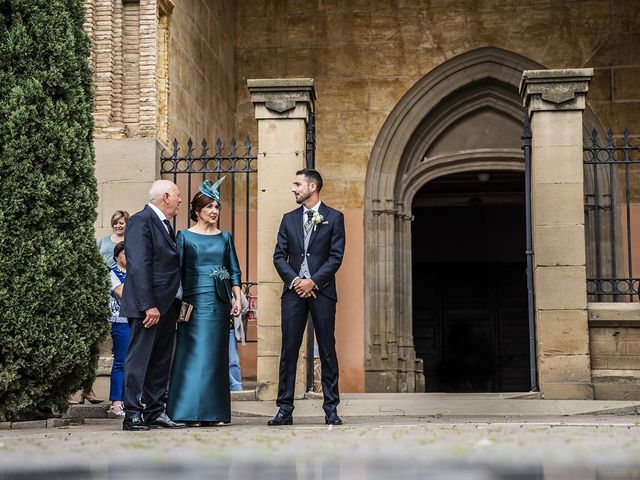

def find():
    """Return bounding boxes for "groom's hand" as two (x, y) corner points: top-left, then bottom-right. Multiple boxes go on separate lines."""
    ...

(294, 279), (317, 298)
(143, 307), (161, 328)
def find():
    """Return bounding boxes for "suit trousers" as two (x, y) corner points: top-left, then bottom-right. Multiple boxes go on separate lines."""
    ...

(123, 300), (179, 420)
(277, 288), (340, 415)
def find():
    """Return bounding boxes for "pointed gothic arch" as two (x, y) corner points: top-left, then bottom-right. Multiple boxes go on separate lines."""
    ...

(363, 46), (604, 392)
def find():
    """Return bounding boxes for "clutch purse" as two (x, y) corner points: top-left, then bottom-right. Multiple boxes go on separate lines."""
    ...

(178, 301), (193, 323)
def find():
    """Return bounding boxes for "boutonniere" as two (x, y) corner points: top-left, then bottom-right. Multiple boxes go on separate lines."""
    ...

(311, 212), (324, 231)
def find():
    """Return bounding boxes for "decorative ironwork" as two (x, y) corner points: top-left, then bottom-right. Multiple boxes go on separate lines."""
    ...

(584, 128), (640, 299)
(160, 137), (257, 296)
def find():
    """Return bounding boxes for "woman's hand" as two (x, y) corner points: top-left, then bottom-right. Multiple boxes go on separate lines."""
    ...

(231, 299), (242, 317)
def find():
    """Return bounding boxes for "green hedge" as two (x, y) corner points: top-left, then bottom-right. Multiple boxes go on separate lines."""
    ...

(0, 0), (110, 421)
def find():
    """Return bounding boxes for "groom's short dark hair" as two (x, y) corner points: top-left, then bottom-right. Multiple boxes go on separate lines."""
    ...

(296, 168), (323, 192)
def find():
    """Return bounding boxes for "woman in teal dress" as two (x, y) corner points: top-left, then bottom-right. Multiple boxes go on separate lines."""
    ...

(167, 178), (242, 425)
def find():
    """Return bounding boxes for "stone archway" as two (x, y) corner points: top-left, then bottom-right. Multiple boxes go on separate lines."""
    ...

(364, 47), (547, 392)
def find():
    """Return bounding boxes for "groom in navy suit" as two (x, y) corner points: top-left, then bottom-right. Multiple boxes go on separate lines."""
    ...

(270, 169), (346, 426)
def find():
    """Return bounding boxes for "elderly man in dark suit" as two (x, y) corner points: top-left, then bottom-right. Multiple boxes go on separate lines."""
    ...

(270, 169), (346, 426)
(120, 179), (186, 431)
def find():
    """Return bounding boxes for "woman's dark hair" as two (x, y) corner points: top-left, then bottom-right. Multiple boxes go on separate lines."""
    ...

(190, 191), (220, 222)
(113, 241), (125, 262)
(296, 168), (323, 192)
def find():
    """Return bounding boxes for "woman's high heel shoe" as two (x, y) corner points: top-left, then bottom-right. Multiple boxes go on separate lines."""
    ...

(79, 389), (104, 404)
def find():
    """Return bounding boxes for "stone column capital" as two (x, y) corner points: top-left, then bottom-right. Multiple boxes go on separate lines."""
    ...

(247, 78), (316, 121)
(520, 69), (593, 115)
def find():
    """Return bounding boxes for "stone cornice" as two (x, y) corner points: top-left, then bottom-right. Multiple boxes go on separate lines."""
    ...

(247, 78), (316, 120)
(520, 68), (593, 114)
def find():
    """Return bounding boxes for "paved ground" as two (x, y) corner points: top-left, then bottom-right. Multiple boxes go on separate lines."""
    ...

(1, 395), (640, 479)
(232, 392), (640, 417)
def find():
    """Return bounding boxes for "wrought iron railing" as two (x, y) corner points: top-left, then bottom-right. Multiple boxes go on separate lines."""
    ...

(584, 128), (640, 300)
(160, 138), (258, 295)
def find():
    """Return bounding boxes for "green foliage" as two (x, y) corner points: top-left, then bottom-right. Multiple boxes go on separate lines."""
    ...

(0, 0), (110, 421)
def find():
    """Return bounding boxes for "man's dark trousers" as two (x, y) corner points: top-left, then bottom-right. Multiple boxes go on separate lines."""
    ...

(123, 300), (179, 420)
(277, 289), (339, 415)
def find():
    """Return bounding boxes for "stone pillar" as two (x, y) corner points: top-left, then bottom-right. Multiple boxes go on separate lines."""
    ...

(520, 69), (594, 400)
(248, 79), (316, 401)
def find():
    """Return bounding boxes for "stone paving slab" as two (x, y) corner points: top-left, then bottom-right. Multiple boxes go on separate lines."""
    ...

(6, 393), (640, 432)
(231, 393), (640, 418)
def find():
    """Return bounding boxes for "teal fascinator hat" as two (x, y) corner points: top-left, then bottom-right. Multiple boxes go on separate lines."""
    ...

(199, 176), (226, 203)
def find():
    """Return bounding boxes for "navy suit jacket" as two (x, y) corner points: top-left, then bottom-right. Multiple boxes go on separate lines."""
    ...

(273, 203), (345, 301)
(120, 205), (181, 318)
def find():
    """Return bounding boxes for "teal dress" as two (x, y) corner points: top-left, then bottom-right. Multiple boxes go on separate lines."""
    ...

(167, 229), (241, 422)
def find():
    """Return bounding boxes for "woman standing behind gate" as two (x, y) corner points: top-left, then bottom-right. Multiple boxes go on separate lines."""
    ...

(167, 178), (242, 425)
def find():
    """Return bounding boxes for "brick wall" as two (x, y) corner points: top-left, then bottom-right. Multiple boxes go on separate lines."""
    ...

(84, 0), (159, 139)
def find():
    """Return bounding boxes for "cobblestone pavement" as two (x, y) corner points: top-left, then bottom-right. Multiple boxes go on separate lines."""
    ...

(1, 415), (639, 479)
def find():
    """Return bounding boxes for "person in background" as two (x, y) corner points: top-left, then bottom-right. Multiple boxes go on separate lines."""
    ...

(97, 210), (129, 269)
(229, 292), (249, 392)
(77, 211), (130, 405)
(106, 242), (130, 418)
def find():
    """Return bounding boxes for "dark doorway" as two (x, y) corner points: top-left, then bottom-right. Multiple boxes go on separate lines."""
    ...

(412, 171), (530, 392)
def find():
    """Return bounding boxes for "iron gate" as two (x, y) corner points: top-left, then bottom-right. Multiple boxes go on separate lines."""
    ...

(584, 128), (640, 300)
(160, 137), (258, 295)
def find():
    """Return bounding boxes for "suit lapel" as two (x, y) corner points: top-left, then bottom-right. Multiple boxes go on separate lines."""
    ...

(292, 206), (305, 250)
(147, 206), (178, 252)
(306, 203), (327, 250)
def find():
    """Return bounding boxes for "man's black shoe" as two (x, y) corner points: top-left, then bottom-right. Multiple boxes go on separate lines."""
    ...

(145, 412), (187, 429)
(267, 409), (293, 426)
(325, 411), (343, 425)
(123, 415), (150, 431)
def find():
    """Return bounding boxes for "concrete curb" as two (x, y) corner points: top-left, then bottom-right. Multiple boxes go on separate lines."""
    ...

(0, 419), (72, 430)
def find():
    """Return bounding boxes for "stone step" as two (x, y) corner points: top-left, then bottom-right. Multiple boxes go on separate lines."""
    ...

(65, 389), (259, 419)
(63, 403), (108, 420)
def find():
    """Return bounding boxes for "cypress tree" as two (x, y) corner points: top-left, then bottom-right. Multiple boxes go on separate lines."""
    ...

(0, 0), (110, 421)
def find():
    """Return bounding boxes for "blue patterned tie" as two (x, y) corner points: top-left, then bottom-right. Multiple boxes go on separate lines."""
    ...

(304, 210), (314, 235)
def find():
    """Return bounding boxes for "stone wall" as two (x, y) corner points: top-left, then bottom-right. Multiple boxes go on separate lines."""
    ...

(588, 303), (640, 400)
(234, 0), (640, 393)
(235, 1), (640, 213)
(168, 0), (236, 144)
